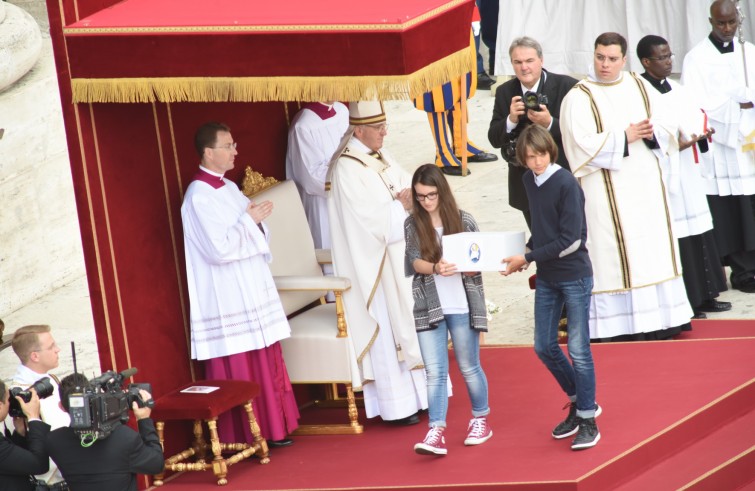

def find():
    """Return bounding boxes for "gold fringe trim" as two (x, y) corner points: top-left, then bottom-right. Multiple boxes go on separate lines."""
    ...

(71, 48), (474, 103)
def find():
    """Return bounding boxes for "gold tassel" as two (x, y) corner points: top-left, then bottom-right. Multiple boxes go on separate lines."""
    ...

(70, 48), (473, 104)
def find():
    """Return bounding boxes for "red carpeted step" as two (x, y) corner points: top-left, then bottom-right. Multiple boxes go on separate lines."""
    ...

(612, 411), (755, 491)
(679, 319), (755, 340)
(155, 340), (755, 491)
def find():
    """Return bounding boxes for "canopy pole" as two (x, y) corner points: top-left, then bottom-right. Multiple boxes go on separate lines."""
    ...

(460, 74), (468, 177)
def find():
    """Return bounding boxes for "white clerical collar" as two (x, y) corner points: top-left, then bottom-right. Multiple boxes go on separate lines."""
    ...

(199, 165), (224, 178)
(348, 136), (375, 155)
(587, 65), (623, 84)
(520, 71), (546, 94)
(533, 163), (561, 186)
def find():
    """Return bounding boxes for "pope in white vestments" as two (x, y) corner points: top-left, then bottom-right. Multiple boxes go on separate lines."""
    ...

(327, 101), (428, 423)
(560, 33), (693, 340)
(181, 122), (299, 443)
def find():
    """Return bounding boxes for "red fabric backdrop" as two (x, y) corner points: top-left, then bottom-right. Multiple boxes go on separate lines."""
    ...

(44, 1), (474, 488)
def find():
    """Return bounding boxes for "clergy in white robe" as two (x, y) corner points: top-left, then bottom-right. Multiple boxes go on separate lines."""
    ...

(637, 35), (728, 317)
(181, 122), (299, 442)
(559, 33), (693, 340)
(681, 0), (755, 293)
(327, 101), (428, 422)
(285, 102), (349, 251)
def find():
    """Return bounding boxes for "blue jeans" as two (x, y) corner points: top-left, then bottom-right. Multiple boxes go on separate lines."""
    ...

(417, 313), (490, 427)
(533, 276), (596, 416)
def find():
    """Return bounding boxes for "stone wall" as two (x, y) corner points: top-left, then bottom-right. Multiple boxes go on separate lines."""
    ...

(0, 0), (85, 317)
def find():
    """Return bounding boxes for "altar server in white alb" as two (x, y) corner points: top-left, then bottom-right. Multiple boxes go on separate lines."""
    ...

(682, 0), (755, 294)
(181, 122), (299, 446)
(559, 32), (693, 341)
(285, 101), (348, 254)
(637, 34), (730, 320)
(327, 101), (428, 425)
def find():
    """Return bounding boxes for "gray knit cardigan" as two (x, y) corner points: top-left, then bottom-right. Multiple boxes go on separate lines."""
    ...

(404, 210), (488, 332)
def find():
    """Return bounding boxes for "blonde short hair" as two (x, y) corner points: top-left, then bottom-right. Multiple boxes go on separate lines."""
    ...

(12, 325), (51, 364)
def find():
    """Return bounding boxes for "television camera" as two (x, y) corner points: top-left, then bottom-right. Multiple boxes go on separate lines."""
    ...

(67, 367), (154, 441)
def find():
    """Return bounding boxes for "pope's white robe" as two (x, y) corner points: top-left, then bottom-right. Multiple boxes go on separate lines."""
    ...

(682, 39), (755, 196)
(328, 139), (428, 420)
(560, 72), (693, 338)
(181, 172), (291, 361)
(654, 78), (714, 239)
(285, 102), (349, 250)
(5, 365), (69, 485)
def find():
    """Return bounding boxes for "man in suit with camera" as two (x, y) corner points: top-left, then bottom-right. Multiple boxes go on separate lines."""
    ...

(7, 325), (70, 489)
(488, 36), (577, 230)
(0, 381), (50, 491)
(45, 374), (164, 491)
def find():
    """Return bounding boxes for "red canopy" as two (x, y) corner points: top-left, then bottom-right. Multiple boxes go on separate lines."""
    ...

(64, 0), (475, 103)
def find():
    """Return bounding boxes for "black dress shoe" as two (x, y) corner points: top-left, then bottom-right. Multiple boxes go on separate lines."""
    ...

(440, 166), (470, 177)
(388, 413), (420, 426)
(466, 152), (498, 163)
(476, 72), (496, 90)
(691, 311), (707, 320)
(697, 299), (732, 313)
(732, 280), (755, 293)
(267, 438), (294, 447)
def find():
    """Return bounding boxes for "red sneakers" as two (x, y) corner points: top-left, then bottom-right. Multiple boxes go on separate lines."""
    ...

(414, 426), (447, 455)
(464, 417), (493, 445)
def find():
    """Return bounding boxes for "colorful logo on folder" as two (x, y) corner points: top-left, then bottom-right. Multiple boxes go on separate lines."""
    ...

(469, 242), (481, 263)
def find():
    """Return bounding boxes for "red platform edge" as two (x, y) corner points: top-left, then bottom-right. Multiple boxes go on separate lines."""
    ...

(579, 379), (755, 490)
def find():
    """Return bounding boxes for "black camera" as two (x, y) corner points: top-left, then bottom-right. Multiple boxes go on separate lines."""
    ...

(67, 368), (154, 440)
(8, 377), (55, 418)
(523, 91), (549, 112)
(503, 138), (519, 163)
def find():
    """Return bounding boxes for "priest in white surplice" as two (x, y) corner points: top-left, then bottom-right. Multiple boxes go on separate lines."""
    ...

(327, 101), (428, 424)
(181, 122), (299, 445)
(637, 34), (730, 319)
(681, 0), (755, 293)
(560, 33), (693, 340)
(285, 102), (348, 251)
(286, 102), (348, 301)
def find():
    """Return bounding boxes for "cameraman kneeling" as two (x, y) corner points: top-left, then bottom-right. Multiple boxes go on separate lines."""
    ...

(46, 374), (164, 491)
(0, 381), (51, 490)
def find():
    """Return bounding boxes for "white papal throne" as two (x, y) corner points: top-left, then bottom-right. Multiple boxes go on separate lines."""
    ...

(245, 174), (362, 435)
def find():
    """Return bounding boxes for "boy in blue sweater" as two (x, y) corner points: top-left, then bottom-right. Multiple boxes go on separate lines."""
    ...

(502, 125), (600, 450)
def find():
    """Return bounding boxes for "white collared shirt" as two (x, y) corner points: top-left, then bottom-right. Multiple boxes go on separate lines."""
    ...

(533, 163), (561, 187)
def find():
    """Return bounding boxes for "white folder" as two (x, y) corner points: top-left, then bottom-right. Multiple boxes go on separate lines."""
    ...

(441, 231), (526, 272)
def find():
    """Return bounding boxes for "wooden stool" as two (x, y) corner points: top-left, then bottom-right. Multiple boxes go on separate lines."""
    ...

(151, 379), (270, 486)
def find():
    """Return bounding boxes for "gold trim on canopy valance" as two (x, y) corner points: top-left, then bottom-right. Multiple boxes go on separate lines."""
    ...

(70, 47), (473, 104)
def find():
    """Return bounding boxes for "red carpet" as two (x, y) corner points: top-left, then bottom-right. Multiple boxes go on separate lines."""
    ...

(681, 318), (755, 340)
(150, 321), (755, 490)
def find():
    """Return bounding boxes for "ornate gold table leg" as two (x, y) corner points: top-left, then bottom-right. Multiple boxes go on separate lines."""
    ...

(207, 419), (229, 485)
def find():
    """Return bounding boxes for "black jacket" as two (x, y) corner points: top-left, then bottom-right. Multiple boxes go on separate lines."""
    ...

(488, 70), (577, 211)
(46, 418), (164, 491)
(0, 420), (50, 491)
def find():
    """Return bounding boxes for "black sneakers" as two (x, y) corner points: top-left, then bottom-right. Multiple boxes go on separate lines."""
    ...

(571, 417), (600, 450)
(552, 402), (602, 439)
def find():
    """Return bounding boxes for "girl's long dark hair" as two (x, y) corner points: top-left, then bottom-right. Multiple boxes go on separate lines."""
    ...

(410, 164), (463, 263)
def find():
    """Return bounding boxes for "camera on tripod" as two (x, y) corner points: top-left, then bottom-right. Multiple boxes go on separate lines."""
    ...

(67, 367), (154, 440)
(8, 377), (55, 418)
(523, 91), (549, 112)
